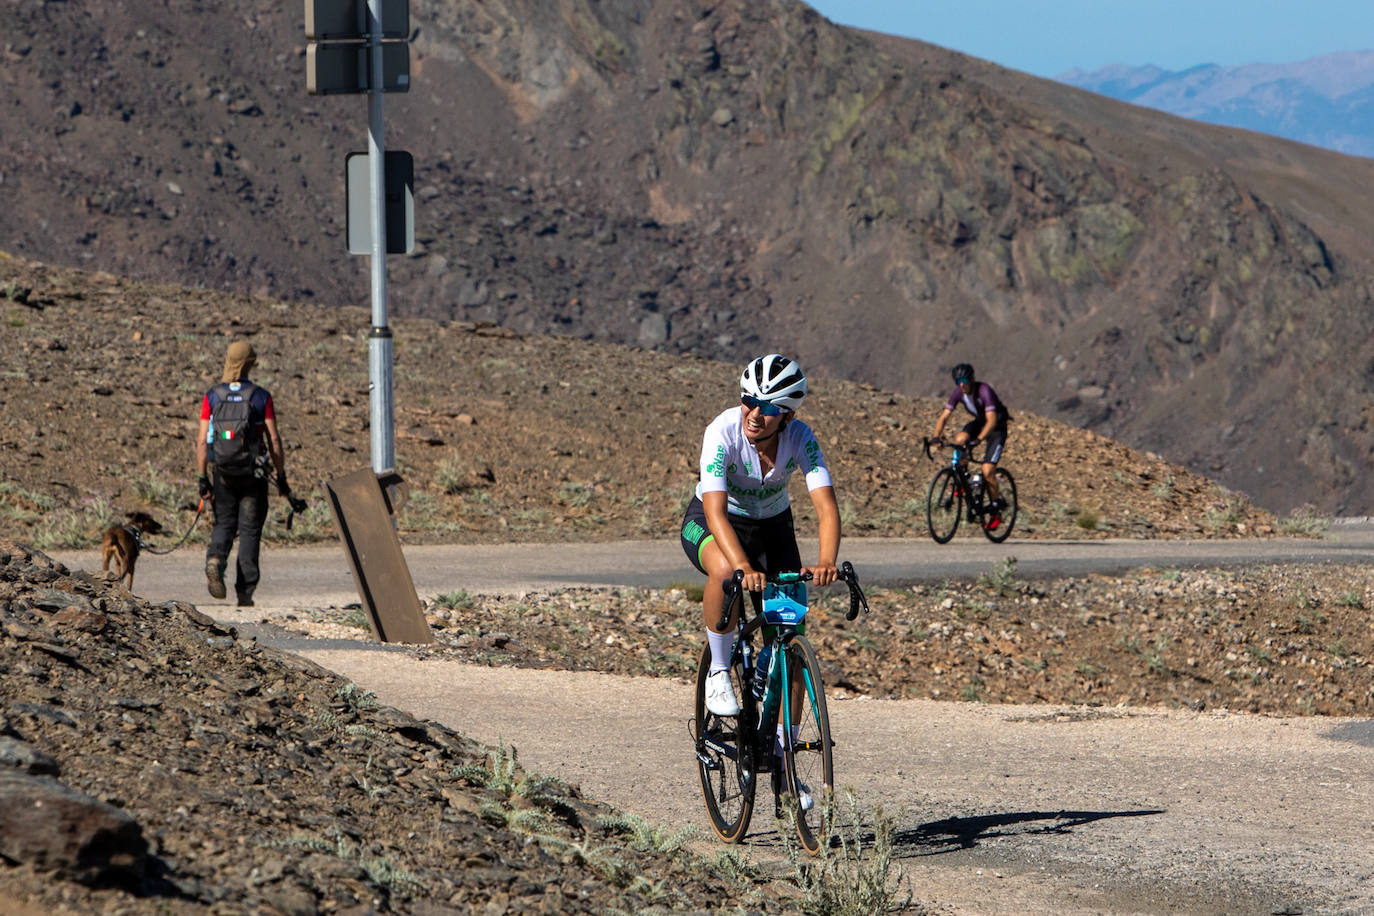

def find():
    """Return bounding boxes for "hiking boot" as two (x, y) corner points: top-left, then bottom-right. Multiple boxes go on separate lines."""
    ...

(205, 556), (226, 600)
(705, 669), (741, 717)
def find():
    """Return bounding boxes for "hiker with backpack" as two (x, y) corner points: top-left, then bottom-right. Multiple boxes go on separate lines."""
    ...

(195, 340), (294, 606)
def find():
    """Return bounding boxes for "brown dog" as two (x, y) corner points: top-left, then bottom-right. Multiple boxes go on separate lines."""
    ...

(101, 511), (164, 590)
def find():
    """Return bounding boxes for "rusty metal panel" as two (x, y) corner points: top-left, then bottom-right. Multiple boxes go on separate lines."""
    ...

(323, 467), (433, 644)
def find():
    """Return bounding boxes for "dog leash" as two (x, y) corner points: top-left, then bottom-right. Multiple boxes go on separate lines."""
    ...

(139, 491), (306, 553)
(141, 499), (206, 556)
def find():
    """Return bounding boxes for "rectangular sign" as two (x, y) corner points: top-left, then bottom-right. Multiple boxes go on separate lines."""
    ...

(346, 150), (415, 255)
(307, 42), (410, 95)
(305, 0), (409, 40)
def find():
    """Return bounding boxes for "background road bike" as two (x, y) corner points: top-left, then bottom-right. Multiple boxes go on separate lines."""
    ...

(922, 437), (1018, 543)
(691, 564), (869, 854)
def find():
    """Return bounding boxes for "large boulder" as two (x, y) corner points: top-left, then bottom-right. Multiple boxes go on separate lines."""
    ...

(0, 770), (147, 886)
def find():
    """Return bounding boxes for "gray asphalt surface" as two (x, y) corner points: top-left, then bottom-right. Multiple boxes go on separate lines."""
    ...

(49, 518), (1374, 610)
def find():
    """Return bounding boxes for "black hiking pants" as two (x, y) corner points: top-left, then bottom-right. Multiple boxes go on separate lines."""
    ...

(207, 470), (269, 602)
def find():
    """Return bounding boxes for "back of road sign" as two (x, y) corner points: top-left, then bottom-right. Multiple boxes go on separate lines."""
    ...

(346, 150), (414, 255)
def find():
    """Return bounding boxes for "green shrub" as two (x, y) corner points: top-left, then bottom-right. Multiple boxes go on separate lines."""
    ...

(977, 556), (1018, 596)
(1278, 505), (1330, 537)
(782, 790), (913, 915)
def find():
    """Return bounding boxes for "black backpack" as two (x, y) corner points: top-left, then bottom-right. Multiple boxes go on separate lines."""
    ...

(210, 382), (263, 476)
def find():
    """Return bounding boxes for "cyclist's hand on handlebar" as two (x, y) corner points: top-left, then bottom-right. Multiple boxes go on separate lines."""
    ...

(804, 563), (839, 587)
(738, 567), (767, 592)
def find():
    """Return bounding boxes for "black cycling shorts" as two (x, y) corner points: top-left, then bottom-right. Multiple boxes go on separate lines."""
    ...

(679, 496), (802, 576)
(963, 420), (1007, 465)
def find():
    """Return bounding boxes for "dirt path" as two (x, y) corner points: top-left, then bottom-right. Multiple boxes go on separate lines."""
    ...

(48, 530), (1374, 913)
(272, 646), (1372, 915)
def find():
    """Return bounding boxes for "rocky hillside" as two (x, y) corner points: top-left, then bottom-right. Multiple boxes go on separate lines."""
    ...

(0, 538), (794, 914)
(0, 254), (1279, 550)
(1, 0), (1370, 514)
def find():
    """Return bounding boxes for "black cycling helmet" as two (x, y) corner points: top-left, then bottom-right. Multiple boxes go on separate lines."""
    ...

(951, 363), (975, 384)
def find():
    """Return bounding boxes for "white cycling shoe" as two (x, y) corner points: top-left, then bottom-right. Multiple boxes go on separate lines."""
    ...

(795, 777), (815, 812)
(705, 669), (742, 716)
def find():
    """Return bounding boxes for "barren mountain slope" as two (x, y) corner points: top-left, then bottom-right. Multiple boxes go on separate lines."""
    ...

(1, 0), (1369, 514)
(0, 254), (1275, 549)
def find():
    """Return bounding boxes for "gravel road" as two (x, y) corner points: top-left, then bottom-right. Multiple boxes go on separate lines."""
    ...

(50, 524), (1374, 914)
(282, 649), (1374, 915)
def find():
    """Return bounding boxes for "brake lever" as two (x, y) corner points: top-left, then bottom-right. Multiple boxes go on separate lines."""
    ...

(718, 569), (746, 631)
(839, 560), (870, 621)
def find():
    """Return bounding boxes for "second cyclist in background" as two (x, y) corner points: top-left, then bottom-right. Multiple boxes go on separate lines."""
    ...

(931, 362), (1012, 518)
(680, 353), (842, 718)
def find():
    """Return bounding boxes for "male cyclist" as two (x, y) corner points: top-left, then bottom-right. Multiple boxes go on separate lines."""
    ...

(680, 354), (841, 721)
(931, 362), (1012, 520)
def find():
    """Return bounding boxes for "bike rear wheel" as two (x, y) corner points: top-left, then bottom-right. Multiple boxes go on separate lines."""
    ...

(926, 467), (962, 543)
(980, 468), (1018, 543)
(781, 636), (834, 854)
(694, 643), (756, 843)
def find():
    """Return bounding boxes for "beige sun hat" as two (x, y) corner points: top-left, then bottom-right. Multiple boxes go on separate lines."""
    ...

(221, 340), (257, 383)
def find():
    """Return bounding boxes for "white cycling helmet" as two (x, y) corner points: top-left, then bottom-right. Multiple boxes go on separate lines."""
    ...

(740, 353), (808, 411)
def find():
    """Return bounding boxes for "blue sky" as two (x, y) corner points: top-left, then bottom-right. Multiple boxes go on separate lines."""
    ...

(805, 1), (1374, 77)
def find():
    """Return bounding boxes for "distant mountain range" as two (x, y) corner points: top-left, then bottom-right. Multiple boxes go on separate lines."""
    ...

(1059, 51), (1374, 158)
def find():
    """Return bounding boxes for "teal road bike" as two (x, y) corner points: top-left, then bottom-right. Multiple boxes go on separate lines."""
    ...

(691, 562), (870, 854)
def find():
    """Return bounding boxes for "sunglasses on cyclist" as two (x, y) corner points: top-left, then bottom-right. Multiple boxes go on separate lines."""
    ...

(741, 395), (788, 417)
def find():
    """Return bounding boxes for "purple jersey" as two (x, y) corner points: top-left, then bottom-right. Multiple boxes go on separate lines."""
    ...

(945, 382), (1008, 425)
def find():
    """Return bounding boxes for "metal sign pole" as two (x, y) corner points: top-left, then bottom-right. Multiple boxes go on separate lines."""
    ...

(367, 0), (395, 474)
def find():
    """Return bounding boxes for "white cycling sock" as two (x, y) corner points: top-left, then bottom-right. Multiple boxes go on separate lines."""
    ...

(707, 629), (734, 673)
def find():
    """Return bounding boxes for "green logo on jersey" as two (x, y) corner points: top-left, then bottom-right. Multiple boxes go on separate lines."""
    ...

(704, 444), (727, 477)
(727, 481), (787, 501)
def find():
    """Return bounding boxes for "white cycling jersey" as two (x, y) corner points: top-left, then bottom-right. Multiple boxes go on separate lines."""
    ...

(695, 407), (833, 519)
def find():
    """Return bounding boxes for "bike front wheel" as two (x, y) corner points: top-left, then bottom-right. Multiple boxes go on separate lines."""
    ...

(926, 467), (962, 543)
(980, 468), (1018, 543)
(694, 643), (756, 843)
(782, 636), (834, 854)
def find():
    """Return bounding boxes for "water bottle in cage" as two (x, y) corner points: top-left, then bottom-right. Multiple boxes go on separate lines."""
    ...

(970, 473), (984, 499)
(752, 643), (773, 699)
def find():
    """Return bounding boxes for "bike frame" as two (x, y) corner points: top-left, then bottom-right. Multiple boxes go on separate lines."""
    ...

(749, 578), (810, 768)
(718, 567), (865, 777)
(929, 438), (990, 520)
(948, 443), (985, 521)
(694, 563), (868, 851)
